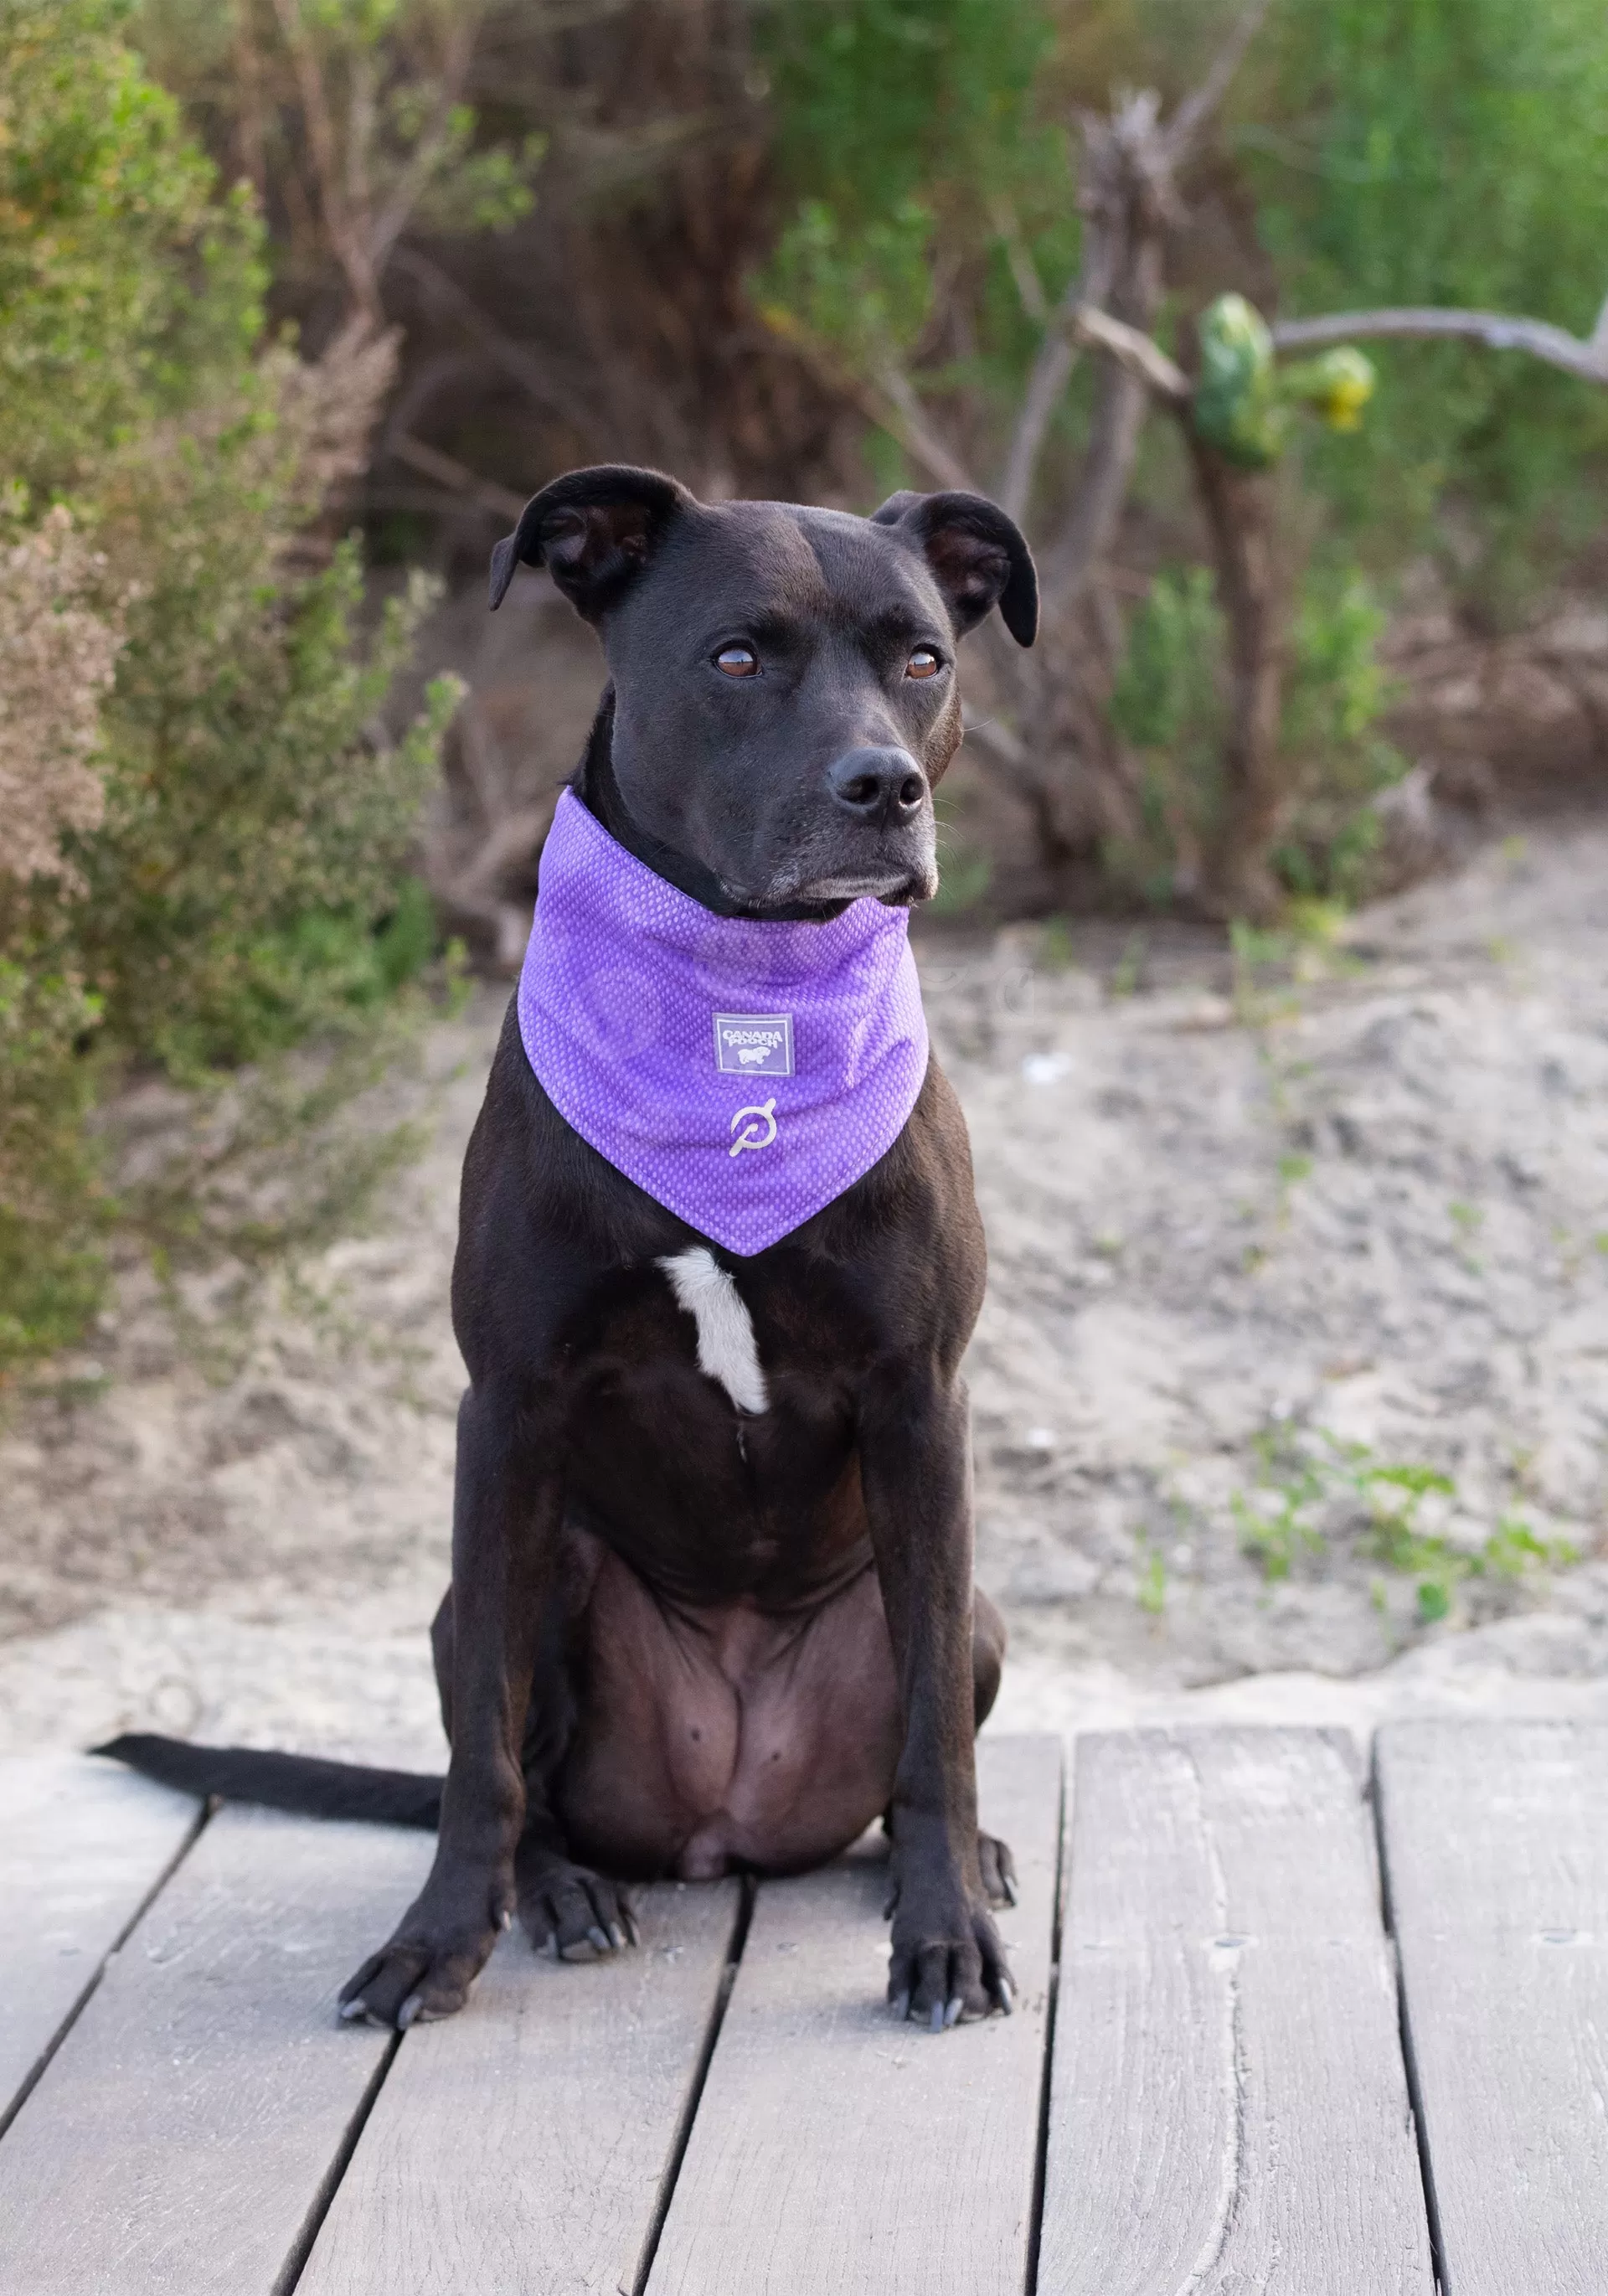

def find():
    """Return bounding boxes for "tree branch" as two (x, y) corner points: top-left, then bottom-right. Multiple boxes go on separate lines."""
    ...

(998, 0), (1268, 526)
(389, 246), (610, 444)
(1071, 307), (1190, 403)
(997, 250), (1111, 524)
(386, 433), (528, 522)
(1270, 306), (1608, 385)
(870, 362), (980, 493)
(272, 0), (376, 317)
(369, 14), (481, 275)
(1162, 0), (1276, 168)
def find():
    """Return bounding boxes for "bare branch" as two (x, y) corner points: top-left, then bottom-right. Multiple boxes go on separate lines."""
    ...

(1071, 307), (1190, 403)
(1270, 306), (1608, 386)
(996, 159), (1123, 521)
(753, 305), (979, 492)
(989, 199), (1048, 325)
(961, 711), (1027, 766)
(387, 433), (528, 522)
(997, 271), (1100, 524)
(1162, 0), (1275, 168)
(370, 13), (482, 275)
(272, 0), (376, 318)
(870, 363), (980, 493)
(389, 247), (609, 444)
(1038, 364), (1149, 611)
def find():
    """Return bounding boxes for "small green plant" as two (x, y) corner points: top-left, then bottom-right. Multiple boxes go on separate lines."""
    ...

(1270, 569), (1407, 904)
(1038, 917), (1075, 972)
(1107, 556), (1404, 915)
(1109, 930), (1147, 998)
(1135, 1543), (1167, 1615)
(1229, 919), (1301, 1029)
(1106, 568), (1227, 903)
(1232, 1432), (1329, 1579)
(1233, 1427), (1580, 1623)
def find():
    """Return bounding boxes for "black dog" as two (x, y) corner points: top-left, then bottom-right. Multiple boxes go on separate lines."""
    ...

(102, 467), (1038, 2035)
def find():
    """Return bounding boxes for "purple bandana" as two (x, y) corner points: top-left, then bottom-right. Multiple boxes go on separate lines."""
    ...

(518, 790), (930, 1256)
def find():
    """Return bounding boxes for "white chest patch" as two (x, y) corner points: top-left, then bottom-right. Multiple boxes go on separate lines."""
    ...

(657, 1245), (770, 1416)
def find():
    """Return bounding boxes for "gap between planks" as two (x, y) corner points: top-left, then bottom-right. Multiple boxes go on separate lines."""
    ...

(1039, 1727), (1435, 2296)
(0, 1753), (208, 2140)
(644, 1733), (1064, 2296)
(1375, 1717), (1608, 2296)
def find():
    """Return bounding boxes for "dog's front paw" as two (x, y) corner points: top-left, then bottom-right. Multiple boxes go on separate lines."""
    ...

(884, 1882), (1013, 2031)
(338, 1874), (508, 2030)
(516, 1838), (637, 1961)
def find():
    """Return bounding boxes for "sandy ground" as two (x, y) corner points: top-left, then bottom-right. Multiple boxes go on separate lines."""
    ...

(4, 813), (1608, 1762)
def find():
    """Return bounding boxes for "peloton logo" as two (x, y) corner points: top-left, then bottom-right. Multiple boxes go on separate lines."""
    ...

(714, 1013), (793, 1076)
(729, 1099), (778, 1157)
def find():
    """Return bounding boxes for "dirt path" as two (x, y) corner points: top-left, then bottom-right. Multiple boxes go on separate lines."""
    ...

(4, 815), (1607, 1758)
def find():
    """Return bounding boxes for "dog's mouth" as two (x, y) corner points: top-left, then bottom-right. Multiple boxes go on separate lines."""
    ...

(727, 820), (939, 915)
(719, 864), (935, 914)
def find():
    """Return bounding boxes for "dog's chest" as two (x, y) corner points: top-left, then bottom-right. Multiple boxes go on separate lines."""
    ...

(656, 1246), (768, 1414)
(561, 1252), (866, 1605)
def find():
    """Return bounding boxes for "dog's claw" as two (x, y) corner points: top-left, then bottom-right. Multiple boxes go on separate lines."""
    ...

(944, 1994), (964, 2028)
(339, 1996), (372, 2023)
(397, 1994), (423, 2030)
(890, 1989), (910, 2022)
(587, 1924), (611, 1955)
(929, 1999), (945, 2033)
(996, 1978), (1013, 2015)
(607, 1922), (626, 1951)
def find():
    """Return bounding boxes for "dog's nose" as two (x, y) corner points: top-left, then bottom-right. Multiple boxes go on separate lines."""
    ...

(827, 747), (928, 828)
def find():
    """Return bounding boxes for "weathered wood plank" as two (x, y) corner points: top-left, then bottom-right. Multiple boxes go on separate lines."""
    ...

(0, 1803), (433, 2295)
(646, 1733), (1062, 2296)
(1376, 1717), (1608, 2296)
(296, 1879), (740, 2296)
(0, 1752), (199, 2128)
(1040, 1728), (1434, 2296)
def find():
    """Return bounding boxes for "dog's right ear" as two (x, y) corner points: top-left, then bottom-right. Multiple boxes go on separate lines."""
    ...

(489, 465), (695, 618)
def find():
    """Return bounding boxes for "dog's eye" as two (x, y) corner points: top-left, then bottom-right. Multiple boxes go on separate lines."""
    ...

(906, 648), (943, 680)
(714, 644), (759, 678)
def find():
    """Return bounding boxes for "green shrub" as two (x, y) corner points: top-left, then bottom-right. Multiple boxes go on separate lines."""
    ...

(0, 957), (107, 1376)
(1105, 556), (1403, 906)
(1106, 566), (1228, 903)
(1272, 569), (1405, 901)
(0, 0), (264, 495)
(1250, 0), (1608, 620)
(0, 0), (456, 1384)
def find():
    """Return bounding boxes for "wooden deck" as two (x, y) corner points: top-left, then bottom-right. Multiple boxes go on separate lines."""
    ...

(1, 1721), (1603, 2293)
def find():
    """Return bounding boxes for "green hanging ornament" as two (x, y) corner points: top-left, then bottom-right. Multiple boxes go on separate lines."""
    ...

(1192, 295), (1377, 467)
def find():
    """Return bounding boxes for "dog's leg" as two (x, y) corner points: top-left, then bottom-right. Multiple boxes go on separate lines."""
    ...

(340, 1380), (561, 2028)
(430, 1579), (637, 1960)
(970, 1588), (1018, 1910)
(861, 1369), (1013, 2030)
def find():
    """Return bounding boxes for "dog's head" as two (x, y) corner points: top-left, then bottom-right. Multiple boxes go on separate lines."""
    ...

(490, 465), (1036, 916)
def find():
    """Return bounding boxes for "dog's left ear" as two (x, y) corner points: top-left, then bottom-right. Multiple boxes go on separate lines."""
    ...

(871, 489), (1038, 647)
(490, 464), (695, 618)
